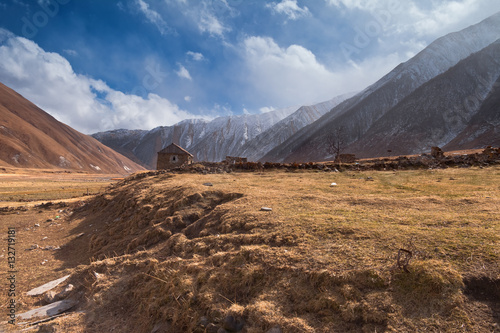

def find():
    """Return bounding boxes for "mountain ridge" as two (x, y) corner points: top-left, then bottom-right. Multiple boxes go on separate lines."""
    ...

(0, 82), (144, 173)
(261, 12), (500, 162)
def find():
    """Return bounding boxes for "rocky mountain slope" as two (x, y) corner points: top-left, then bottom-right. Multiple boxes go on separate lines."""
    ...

(262, 12), (500, 162)
(92, 95), (352, 168)
(346, 39), (500, 157)
(0, 82), (144, 173)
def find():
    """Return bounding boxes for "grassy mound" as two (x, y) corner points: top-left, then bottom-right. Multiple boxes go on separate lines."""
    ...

(59, 169), (499, 332)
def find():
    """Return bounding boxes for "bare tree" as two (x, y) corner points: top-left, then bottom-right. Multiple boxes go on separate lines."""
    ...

(326, 126), (346, 162)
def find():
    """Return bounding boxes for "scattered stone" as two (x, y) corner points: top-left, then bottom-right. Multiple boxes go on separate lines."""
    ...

(26, 244), (39, 251)
(27, 275), (71, 296)
(260, 207), (272, 212)
(55, 284), (74, 300)
(203, 182), (214, 186)
(44, 290), (57, 304)
(42, 236), (48, 240)
(431, 146), (445, 159)
(17, 299), (77, 320)
(42, 246), (61, 251)
(330, 182), (338, 186)
(222, 315), (245, 332)
(35, 223), (41, 227)
(41, 260), (48, 265)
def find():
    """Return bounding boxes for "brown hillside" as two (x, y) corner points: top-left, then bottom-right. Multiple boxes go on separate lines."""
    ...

(0, 82), (144, 174)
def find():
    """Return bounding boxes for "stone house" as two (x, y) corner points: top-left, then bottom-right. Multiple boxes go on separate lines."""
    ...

(157, 143), (193, 170)
(226, 156), (248, 164)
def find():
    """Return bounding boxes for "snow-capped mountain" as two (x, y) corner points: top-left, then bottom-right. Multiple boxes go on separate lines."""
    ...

(239, 93), (356, 161)
(92, 105), (296, 168)
(262, 12), (500, 162)
(92, 95), (353, 168)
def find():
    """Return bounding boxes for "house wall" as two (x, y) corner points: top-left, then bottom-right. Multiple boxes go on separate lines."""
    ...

(157, 153), (193, 170)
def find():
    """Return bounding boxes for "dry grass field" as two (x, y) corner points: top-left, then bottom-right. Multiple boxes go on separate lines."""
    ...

(0, 167), (499, 332)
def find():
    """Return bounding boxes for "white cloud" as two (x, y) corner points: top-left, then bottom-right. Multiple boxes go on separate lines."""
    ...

(242, 36), (403, 107)
(63, 49), (78, 56)
(267, 0), (311, 20)
(176, 64), (192, 80)
(184, 95), (191, 102)
(259, 106), (276, 113)
(0, 31), (197, 133)
(187, 51), (204, 61)
(135, 0), (171, 35)
(326, 0), (500, 39)
(198, 10), (229, 37)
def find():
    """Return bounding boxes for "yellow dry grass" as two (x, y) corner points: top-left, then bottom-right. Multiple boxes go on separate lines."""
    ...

(1, 167), (499, 332)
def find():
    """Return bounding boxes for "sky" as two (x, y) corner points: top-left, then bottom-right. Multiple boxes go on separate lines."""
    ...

(0, 0), (499, 134)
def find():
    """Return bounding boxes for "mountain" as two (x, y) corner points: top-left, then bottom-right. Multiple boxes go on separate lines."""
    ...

(444, 75), (500, 150)
(92, 94), (352, 168)
(0, 82), (144, 174)
(346, 40), (500, 157)
(262, 12), (500, 162)
(238, 93), (356, 161)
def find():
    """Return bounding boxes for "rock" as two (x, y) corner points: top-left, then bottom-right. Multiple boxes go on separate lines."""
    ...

(35, 223), (40, 227)
(43, 246), (61, 251)
(55, 284), (74, 300)
(431, 146), (444, 159)
(267, 326), (283, 333)
(17, 299), (77, 320)
(27, 244), (39, 251)
(222, 315), (245, 332)
(27, 275), (71, 296)
(203, 183), (214, 186)
(42, 236), (48, 240)
(260, 207), (272, 212)
(330, 182), (338, 186)
(44, 290), (57, 303)
(75, 232), (85, 238)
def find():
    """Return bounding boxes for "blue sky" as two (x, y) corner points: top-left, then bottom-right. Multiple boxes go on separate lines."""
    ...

(1, 0), (500, 134)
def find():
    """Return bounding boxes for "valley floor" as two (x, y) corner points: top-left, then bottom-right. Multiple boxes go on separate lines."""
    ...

(0, 167), (499, 332)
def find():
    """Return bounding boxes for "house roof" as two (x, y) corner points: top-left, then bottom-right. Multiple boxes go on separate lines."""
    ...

(158, 143), (193, 157)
